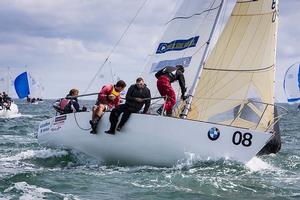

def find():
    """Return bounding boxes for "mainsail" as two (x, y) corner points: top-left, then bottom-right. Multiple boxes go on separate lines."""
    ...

(142, 0), (224, 100)
(283, 62), (300, 103)
(188, 0), (279, 131)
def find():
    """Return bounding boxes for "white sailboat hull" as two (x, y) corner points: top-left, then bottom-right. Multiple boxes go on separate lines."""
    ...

(38, 111), (273, 166)
(0, 103), (19, 118)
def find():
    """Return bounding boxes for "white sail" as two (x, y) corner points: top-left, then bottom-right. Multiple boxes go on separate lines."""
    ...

(283, 62), (300, 103)
(188, 0), (279, 131)
(28, 72), (44, 99)
(0, 67), (14, 96)
(142, 0), (224, 99)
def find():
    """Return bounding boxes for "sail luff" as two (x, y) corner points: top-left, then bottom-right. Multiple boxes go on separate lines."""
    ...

(180, 0), (225, 118)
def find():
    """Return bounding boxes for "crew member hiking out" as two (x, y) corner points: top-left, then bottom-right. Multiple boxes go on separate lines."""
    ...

(155, 65), (187, 116)
(105, 77), (151, 135)
(90, 80), (126, 134)
(53, 89), (87, 115)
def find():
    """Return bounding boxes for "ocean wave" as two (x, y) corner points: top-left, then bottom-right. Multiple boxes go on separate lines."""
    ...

(246, 157), (276, 171)
(0, 113), (22, 119)
(4, 182), (80, 200)
(0, 149), (68, 162)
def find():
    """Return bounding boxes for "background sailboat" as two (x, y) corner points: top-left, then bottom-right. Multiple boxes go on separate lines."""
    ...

(14, 71), (44, 104)
(0, 67), (19, 118)
(283, 62), (300, 104)
(14, 72), (30, 99)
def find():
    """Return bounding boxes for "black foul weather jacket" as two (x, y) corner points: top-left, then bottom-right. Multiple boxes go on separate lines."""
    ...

(125, 84), (151, 113)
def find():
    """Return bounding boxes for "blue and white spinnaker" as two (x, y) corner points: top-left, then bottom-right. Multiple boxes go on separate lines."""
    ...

(14, 72), (30, 99)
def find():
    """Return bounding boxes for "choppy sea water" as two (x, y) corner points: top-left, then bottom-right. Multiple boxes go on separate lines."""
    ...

(0, 100), (299, 200)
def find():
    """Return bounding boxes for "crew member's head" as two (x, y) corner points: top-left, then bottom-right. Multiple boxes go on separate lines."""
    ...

(69, 88), (79, 96)
(136, 77), (145, 89)
(176, 65), (184, 73)
(114, 80), (126, 92)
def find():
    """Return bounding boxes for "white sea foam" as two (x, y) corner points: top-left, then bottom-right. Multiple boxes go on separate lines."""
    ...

(0, 113), (22, 119)
(19, 114), (34, 118)
(0, 149), (68, 162)
(0, 113), (35, 119)
(4, 182), (80, 200)
(246, 156), (276, 171)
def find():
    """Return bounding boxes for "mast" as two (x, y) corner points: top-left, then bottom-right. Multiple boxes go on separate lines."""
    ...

(180, 0), (224, 118)
(7, 66), (10, 96)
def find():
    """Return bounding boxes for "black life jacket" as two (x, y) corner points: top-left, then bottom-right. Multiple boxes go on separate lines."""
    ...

(155, 66), (177, 82)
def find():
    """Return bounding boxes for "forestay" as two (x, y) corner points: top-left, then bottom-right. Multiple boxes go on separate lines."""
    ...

(283, 62), (300, 103)
(188, 0), (279, 131)
(142, 0), (223, 99)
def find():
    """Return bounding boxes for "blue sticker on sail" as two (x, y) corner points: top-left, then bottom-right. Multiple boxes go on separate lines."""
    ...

(287, 97), (300, 103)
(156, 36), (199, 54)
(150, 56), (192, 72)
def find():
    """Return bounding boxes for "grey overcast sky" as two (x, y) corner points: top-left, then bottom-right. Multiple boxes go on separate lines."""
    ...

(0, 0), (299, 102)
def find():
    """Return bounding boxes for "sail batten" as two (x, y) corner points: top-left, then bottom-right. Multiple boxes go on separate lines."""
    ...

(203, 64), (274, 71)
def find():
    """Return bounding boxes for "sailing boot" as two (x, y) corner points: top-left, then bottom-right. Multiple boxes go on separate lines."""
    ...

(89, 120), (97, 134)
(90, 116), (100, 134)
(105, 129), (115, 135)
(166, 110), (173, 117)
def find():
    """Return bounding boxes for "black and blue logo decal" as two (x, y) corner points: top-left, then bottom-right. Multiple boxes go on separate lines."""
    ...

(208, 127), (220, 141)
(156, 36), (199, 54)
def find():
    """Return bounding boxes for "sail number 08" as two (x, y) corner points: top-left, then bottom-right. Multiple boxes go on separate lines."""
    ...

(232, 131), (252, 147)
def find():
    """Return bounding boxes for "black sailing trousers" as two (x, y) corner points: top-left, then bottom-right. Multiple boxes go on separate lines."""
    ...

(108, 104), (137, 131)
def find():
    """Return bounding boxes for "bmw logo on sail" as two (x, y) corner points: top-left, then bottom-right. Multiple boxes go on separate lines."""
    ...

(156, 36), (199, 54)
(208, 127), (220, 141)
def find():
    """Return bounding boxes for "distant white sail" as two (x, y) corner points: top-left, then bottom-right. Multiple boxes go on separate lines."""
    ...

(283, 62), (300, 103)
(0, 68), (14, 96)
(27, 72), (44, 99)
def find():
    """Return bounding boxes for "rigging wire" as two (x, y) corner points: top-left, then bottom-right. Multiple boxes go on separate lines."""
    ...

(84, 0), (148, 94)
